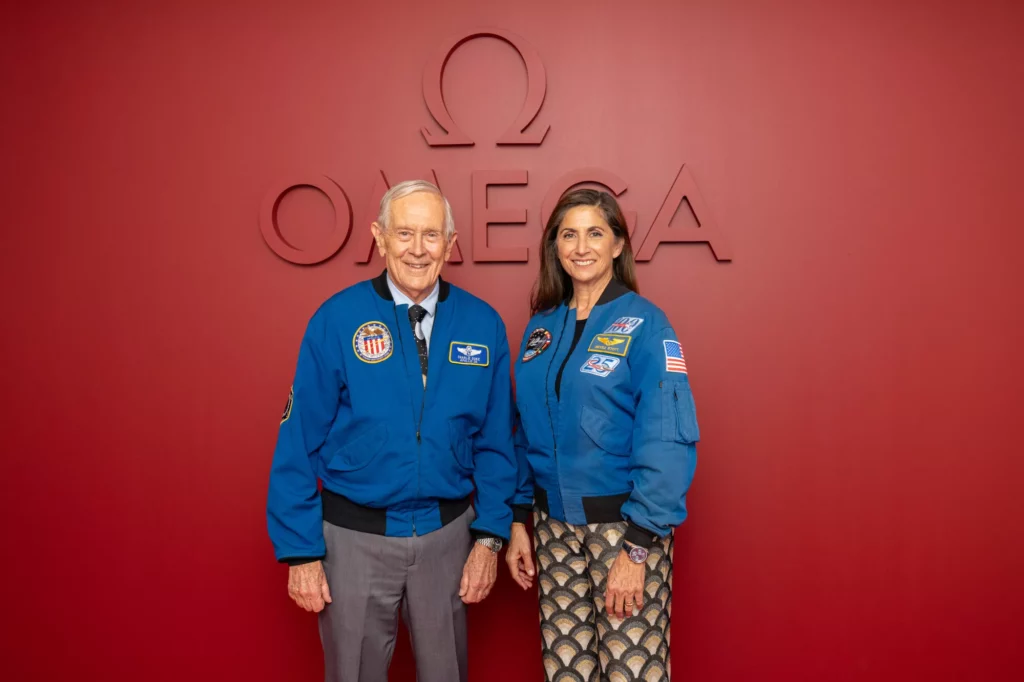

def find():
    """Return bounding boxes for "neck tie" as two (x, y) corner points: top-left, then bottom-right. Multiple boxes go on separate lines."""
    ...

(408, 305), (429, 379)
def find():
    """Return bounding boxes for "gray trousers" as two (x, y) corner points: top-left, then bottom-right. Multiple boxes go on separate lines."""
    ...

(318, 508), (473, 682)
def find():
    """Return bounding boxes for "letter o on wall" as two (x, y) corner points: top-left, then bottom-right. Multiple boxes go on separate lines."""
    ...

(259, 176), (352, 265)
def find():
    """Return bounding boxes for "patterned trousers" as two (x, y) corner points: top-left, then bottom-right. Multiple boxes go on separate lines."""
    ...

(533, 510), (674, 682)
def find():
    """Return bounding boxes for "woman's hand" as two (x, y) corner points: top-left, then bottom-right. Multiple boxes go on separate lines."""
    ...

(505, 522), (536, 590)
(604, 549), (645, 619)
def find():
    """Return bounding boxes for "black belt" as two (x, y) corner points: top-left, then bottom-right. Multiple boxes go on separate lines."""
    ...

(321, 488), (471, 535)
(533, 486), (631, 525)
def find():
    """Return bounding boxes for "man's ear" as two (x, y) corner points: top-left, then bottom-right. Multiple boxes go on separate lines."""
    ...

(370, 222), (387, 257)
(443, 232), (458, 262)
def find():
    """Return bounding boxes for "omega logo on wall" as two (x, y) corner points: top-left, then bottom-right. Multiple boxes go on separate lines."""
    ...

(260, 28), (733, 266)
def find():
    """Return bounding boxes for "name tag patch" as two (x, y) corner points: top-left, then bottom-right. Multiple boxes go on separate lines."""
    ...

(449, 342), (490, 366)
(587, 333), (632, 357)
(605, 316), (644, 334)
(580, 354), (621, 377)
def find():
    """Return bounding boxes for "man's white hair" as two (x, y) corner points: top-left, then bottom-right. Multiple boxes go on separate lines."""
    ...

(377, 180), (455, 239)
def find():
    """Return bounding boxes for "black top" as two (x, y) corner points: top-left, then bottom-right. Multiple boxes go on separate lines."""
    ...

(554, 319), (588, 399)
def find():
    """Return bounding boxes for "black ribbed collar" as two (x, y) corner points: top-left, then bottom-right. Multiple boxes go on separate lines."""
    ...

(371, 269), (451, 302)
(595, 278), (631, 306)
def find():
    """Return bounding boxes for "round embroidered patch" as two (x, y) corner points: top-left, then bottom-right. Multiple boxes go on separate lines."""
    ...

(353, 321), (393, 363)
(522, 328), (552, 362)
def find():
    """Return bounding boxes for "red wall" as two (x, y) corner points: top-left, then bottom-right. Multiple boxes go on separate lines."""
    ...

(2, 1), (1022, 680)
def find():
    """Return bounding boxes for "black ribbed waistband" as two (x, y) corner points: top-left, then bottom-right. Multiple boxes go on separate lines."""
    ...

(321, 488), (472, 535)
(533, 486), (631, 525)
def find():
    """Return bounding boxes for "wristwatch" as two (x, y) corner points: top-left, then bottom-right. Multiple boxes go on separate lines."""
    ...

(620, 539), (649, 564)
(476, 536), (503, 553)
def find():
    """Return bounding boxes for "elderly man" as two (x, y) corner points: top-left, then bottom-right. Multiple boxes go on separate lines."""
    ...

(267, 180), (516, 682)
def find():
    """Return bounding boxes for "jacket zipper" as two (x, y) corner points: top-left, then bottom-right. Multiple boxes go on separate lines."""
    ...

(414, 395), (425, 537)
(543, 307), (572, 507)
(413, 303), (436, 537)
(396, 305), (423, 537)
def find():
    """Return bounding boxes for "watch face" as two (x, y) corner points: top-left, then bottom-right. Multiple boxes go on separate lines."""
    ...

(628, 545), (649, 564)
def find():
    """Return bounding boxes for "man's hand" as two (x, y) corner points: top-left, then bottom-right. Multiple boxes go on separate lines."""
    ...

(287, 561), (333, 613)
(459, 542), (498, 604)
(604, 550), (645, 620)
(505, 522), (535, 590)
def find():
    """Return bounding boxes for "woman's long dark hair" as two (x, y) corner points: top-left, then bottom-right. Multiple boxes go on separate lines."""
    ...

(530, 189), (638, 315)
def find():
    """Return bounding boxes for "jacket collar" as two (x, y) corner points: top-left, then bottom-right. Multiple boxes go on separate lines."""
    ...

(559, 277), (631, 309)
(371, 269), (450, 302)
(596, 277), (631, 306)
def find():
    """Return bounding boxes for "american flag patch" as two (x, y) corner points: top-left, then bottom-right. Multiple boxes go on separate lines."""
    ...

(663, 340), (687, 374)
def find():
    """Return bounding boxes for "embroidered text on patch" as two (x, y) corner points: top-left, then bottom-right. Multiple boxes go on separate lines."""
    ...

(663, 340), (688, 374)
(353, 321), (393, 363)
(580, 354), (621, 377)
(587, 333), (632, 357)
(605, 316), (644, 334)
(449, 342), (490, 366)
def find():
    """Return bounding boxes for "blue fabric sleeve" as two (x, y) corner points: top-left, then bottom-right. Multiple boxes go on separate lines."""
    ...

(266, 308), (343, 561)
(511, 404), (535, 522)
(620, 324), (699, 538)
(467, 323), (517, 540)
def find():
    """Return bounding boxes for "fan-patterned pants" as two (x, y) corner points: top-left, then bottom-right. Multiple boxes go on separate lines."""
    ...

(533, 510), (674, 682)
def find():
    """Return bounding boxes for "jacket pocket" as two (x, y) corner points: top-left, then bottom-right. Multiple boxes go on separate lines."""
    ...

(449, 420), (474, 472)
(661, 378), (700, 444)
(580, 405), (632, 457)
(327, 422), (388, 472)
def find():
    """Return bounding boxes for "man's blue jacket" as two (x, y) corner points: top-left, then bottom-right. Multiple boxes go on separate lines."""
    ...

(267, 271), (517, 563)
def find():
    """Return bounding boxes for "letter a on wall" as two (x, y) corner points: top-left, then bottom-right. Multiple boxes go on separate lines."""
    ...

(635, 165), (733, 262)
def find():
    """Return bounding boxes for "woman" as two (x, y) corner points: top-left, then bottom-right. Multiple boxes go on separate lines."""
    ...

(506, 189), (699, 681)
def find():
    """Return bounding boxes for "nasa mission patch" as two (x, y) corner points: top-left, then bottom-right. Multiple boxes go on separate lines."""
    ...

(604, 316), (644, 334)
(522, 328), (552, 362)
(352, 321), (393, 363)
(580, 354), (621, 378)
(281, 386), (293, 423)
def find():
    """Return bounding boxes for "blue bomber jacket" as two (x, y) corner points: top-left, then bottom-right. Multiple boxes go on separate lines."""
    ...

(512, 279), (699, 548)
(267, 271), (517, 563)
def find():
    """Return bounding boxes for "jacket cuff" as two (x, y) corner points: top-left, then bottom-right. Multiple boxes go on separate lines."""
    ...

(512, 504), (532, 524)
(470, 529), (502, 542)
(281, 556), (324, 567)
(623, 521), (659, 549)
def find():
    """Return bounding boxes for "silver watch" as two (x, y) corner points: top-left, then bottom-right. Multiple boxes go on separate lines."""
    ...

(621, 540), (649, 564)
(476, 536), (503, 553)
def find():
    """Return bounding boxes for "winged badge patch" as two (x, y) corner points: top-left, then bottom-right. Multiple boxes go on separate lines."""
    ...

(449, 342), (490, 366)
(587, 333), (632, 357)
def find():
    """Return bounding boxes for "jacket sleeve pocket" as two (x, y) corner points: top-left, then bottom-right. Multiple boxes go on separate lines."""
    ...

(326, 422), (388, 472)
(661, 378), (700, 444)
